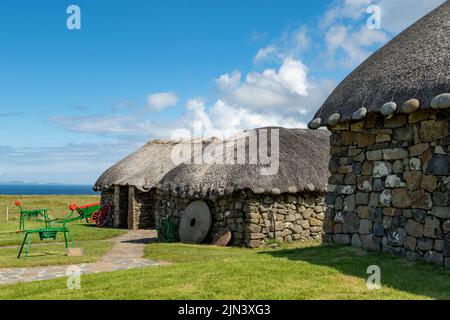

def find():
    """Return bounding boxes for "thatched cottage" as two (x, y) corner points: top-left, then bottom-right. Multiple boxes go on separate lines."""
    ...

(95, 127), (330, 247)
(94, 138), (218, 229)
(308, 1), (450, 266)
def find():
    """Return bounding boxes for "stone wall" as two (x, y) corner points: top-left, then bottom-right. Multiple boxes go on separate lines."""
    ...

(132, 189), (156, 229)
(154, 189), (325, 247)
(324, 110), (450, 267)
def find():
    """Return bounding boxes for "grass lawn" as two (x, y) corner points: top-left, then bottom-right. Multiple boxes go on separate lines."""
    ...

(0, 222), (126, 247)
(1, 242), (450, 300)
(0, 240), (113, 268)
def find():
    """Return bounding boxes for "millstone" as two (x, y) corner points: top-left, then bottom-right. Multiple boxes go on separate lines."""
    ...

(179, 200), (212, 243)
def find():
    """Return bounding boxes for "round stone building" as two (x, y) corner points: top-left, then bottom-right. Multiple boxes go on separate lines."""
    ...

(308, 2), (450, 266)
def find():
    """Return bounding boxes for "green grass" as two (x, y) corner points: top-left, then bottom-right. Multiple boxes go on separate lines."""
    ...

(0, 222), (126, 247)
(1, 242), (450, 300)
(0, 240), (113, 268)
(0, 195), (100, 221)
(0, 222), (124, 268)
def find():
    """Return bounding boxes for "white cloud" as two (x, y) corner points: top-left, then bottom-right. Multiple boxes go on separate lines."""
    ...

(253, 45), (278, 64)
(50, 114), (181, 140)
(322, 0), (445, 34)
(177, 56), (335, 139)
(0, 142), (139, 185)
(186, 97), (207, 110)
(277, 58), (309, 95)
(216, 57), (313, 113)
(215, 71), (241, 90)
(181, 99), (308, 139)
(377, 0), (445, 34)
(147, 91), (178, 111)
(251, 1), (389, 70)
(316, 0), (444, 68)
(321, 0), (372, 28)
(325, 24), (388, 67)
(253, 27), (311, 65)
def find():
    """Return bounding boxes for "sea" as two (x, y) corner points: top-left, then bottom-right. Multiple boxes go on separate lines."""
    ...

(0, 184), (98, 195)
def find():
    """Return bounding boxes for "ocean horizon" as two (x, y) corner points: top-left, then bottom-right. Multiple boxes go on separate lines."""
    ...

(0, 184), (98, 195)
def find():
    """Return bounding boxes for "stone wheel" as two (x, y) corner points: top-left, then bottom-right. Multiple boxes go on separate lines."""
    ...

(179, 201), (212, 244)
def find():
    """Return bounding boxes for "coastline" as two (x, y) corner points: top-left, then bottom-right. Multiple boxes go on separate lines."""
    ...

(0, 184), (97, 196)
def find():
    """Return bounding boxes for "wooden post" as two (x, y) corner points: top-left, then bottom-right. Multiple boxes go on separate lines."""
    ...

(128, 186), (136, 230)
(113, 185), (120, 228)
(5, 207), (8, 222)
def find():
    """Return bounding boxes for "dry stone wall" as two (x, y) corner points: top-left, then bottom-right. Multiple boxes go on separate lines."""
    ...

(324, 110), (450, 267)
(154, 189), (325, 247)
(132, 189), (156, 229)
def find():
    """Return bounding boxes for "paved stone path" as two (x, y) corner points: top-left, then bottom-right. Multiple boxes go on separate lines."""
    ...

(0, 230), (159, 286)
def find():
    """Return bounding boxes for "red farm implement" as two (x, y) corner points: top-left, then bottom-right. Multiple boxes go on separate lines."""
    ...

(66, 202), (113, 227)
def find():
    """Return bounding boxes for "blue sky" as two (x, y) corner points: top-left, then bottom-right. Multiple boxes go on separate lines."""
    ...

(0, 0), (445, 184)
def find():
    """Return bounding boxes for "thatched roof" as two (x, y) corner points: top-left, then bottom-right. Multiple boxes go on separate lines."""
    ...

(310, 1), (450, 128)
(157, 128), (330, 196)
(95, 128), (330, 195)
(93, 138), (219, 192)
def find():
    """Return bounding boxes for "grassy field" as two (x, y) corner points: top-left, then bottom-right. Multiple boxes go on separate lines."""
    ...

(1, 241), (450, 300)
(0, 222), (125, 247)
(0, 240), (113, 268)
(0, 195), (126, 268)
(0, 195), (100, 221)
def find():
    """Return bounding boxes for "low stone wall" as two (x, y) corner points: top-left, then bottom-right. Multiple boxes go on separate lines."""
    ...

(102, 187), (325, 246)
(154, 189), (325, 247)
(324, 110), (450, 267)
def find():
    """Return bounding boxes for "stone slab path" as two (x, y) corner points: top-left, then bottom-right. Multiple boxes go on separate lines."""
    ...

(0, 230), (159, 286)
